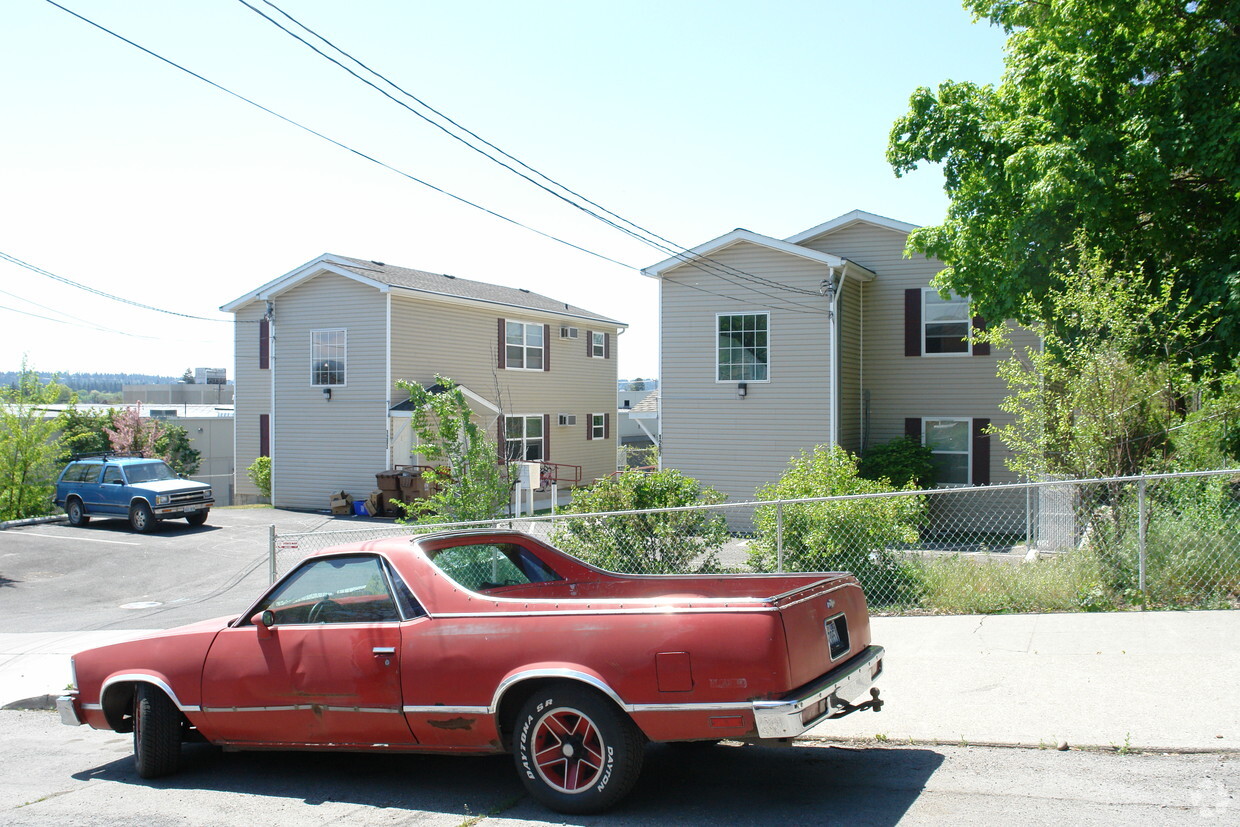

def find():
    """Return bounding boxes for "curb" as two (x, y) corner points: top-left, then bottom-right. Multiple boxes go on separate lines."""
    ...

(1, 694), (57, 711)
(800, 734), (1240, 756)
(0, 514), (68, 530)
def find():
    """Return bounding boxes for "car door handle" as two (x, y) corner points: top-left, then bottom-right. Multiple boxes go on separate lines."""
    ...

(372, 647), (396, 655)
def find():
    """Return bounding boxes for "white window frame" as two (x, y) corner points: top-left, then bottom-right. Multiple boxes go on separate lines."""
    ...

(311, 328), (347, 386)
(922, 289), (971, 356)
(590, 331), (606, 358)
(504, 415), (544, 462)
(560, 326), (579, 339)
(715, 312), (771, 383)
(505, 321), (544, 371)
(923, 417), (971, 487)
(590, 413), (605, 440)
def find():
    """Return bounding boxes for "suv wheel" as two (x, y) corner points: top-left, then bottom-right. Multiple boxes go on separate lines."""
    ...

(66, 499), (90, 527)
(129, 501), (156, 533)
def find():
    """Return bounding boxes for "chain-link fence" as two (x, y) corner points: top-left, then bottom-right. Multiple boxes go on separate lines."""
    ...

(270, 469), (1240, 615)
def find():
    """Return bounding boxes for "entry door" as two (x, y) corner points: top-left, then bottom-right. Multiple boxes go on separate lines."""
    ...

(200, 554), (416, 746)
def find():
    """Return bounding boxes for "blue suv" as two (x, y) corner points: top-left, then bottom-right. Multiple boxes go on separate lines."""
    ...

(55, 454), (213, 532)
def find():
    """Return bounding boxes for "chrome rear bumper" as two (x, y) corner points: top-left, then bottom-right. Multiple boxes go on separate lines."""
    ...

(57, 694), (83, 726)
(752, 645), (884, 738)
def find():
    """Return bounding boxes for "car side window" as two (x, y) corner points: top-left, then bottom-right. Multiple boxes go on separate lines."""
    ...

(101, 466), (123, 484)
(62, 463), (85, 482)
(259, 555), (400, 625)
(81, 464), (102, 483)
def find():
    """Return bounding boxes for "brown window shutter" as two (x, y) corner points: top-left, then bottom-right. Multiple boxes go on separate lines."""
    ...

(585, 330), (593, 357)
(604, 412), (611, 439)
(905, 289), (921, 357)
(586, 414), (593, 441)
(972, 418), (991, 485)
(496, 417), (506, 460)
(259, 413), (270, 457)
(258, 317), (270, 370)
(497, 319), (506, 369)
(905, 417), (922, 441)
(543, 414), (551, 459)
(543, 324), (551, 371)
(972, 316), (990, 356)
(604, 333), (611, 359)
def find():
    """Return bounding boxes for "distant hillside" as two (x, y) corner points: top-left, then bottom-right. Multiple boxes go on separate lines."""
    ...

(1, 371), (179, 393)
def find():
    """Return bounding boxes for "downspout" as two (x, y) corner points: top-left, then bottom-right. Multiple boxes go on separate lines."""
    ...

(266, 299), (276, 506)
(385, 291), (393, 469)
(822, 265), (845, 448)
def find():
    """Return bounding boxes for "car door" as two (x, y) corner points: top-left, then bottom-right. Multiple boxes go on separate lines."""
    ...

(96, 464), (129, 515)
(200, 554), (417, 747)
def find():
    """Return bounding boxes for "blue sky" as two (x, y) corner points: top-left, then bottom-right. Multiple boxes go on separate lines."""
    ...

(1, 0), (1008, 380)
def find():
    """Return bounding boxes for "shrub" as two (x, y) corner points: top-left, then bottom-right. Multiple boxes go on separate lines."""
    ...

(551, 468), (730, 573)
(247, 456), (271, 499)
(859, 436), (936, 489)
(749, 446), (925, 606)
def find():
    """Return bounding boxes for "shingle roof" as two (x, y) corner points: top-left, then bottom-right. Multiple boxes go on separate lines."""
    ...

(333, 256), (622, 325)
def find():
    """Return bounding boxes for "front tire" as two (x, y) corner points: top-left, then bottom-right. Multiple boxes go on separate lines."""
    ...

(134, 684), (182, 779)
(185, 510), (209, 527)
(129, 501), (156, 533)
(513, 684), (644, 814)
(66, 499), (90, 526)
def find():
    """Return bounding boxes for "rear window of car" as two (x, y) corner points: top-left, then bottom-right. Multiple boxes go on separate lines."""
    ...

(427, 542), (563, 592)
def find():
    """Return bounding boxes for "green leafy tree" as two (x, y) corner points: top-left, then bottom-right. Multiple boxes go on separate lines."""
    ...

(629, 378), (646, 391)
(859, 436), (936, 489)
(394, 376), (509, 524)
(247, 455), (271, 499)
(56, 407), (113, 462)
(888, 0), (1240, 364)
(154, 424), (201, 476)
(180, 369), (196, 384)
(749, 446), (925, 605)
(551, 468), (730, 573)
(0, 364), (71, 520)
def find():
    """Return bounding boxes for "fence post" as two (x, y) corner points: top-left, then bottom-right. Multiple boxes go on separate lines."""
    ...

(1025, 477), (1032, 551)
(776, 500), (784, 573)
(1137, 477), (1147, 596)
(269, 523), (277, 585)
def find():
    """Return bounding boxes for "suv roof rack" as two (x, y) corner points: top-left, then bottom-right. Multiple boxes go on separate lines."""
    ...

(69, 451), (147, 461)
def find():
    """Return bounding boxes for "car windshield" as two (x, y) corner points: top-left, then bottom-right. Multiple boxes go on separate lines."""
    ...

(124, 461), (179, 483)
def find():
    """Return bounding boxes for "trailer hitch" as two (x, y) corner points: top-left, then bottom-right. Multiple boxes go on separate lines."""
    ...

(827, 687), (883, 718)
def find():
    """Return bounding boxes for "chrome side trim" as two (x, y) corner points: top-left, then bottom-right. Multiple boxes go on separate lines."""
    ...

(628, 701), (752, 714)
(202, 705), (400, 714)
(403, 705), (490, 715)
(490, 668), (627, 713)
(432, 606), (776, 620)
(752, 645), (884, 738)
(101, 674), (202, 714)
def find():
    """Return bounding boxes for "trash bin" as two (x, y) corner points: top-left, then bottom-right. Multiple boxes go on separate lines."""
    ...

(352, 500), (369, 517)
(376, 471), (400, 491)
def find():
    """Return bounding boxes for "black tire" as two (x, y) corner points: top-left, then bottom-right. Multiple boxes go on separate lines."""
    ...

(129, 501), (156, 533)
(66, 498), (90, 527)
(134, 684), (182, 779)
(185, 510), (209, 527)
(513, 684), (645, 814)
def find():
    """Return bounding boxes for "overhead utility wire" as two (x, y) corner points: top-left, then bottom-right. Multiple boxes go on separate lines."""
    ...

(0, 250), (235, 322)
(241, 0), (824, 301)
(43, 2), (824, 316)
(42, 0), (635, 272)
(0, 301), (156, 338)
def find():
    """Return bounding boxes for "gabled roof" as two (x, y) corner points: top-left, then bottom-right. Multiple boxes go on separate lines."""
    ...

(783, 209), (919, 245)
(222, 253), (624, 327)
(640, 229), (845, 279)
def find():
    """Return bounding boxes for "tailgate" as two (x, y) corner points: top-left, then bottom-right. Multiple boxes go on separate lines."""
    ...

(773, 575), (872, 690)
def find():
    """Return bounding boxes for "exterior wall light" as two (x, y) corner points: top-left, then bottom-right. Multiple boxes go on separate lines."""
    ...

(323, 387), (332, 401)
(737, 382), (747, 398)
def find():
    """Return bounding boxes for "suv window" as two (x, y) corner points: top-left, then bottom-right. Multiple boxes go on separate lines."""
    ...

(62, 463), (87, 483)
(81, 464), (102, 483)
(101, 466), (124, 484)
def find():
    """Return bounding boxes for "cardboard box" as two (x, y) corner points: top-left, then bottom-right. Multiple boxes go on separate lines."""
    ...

(329, 491), (353, 515)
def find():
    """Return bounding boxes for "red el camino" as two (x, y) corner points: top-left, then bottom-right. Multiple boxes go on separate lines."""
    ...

(59, 530), (885, 813)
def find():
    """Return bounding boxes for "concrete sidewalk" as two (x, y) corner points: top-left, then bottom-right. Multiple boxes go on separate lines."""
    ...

(3, 612), (1236, 751)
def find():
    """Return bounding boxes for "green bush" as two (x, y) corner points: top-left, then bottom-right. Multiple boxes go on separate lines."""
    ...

(749, 446), (926, 606)
(247, 456), (271, 499)
(859, 436), (936, 489)
(551, 468), (731, 573)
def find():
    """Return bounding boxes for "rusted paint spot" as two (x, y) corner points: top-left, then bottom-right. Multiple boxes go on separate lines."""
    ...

(310, 704), (324, 717)
(427, 717), (475, 731)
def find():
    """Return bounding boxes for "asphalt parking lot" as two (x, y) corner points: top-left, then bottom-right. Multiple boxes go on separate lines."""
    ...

(0, 506), (378, 633)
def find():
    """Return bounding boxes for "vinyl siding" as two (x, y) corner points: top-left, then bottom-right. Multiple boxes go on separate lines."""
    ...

(233, 303), (270, 502)
(799, 222), (1040, 486)
(270, 273), (389, 509)
(388, 293), (618, 486)
(659, 241), (835, 502)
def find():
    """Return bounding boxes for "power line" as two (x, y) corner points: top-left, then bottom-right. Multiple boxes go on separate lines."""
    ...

(240, 0), (825, 300)
(0, 250), (234, 322)
(42, 0), (636, 272)
(42, 0), (829, 315)
(0, 301), (156, 338)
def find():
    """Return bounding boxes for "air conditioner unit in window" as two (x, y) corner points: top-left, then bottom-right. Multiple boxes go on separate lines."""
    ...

(560, 326), (579, 339)
(558, 414), (577, 426)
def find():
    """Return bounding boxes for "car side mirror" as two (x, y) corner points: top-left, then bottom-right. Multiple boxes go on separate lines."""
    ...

(253, 609), (277, 638)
